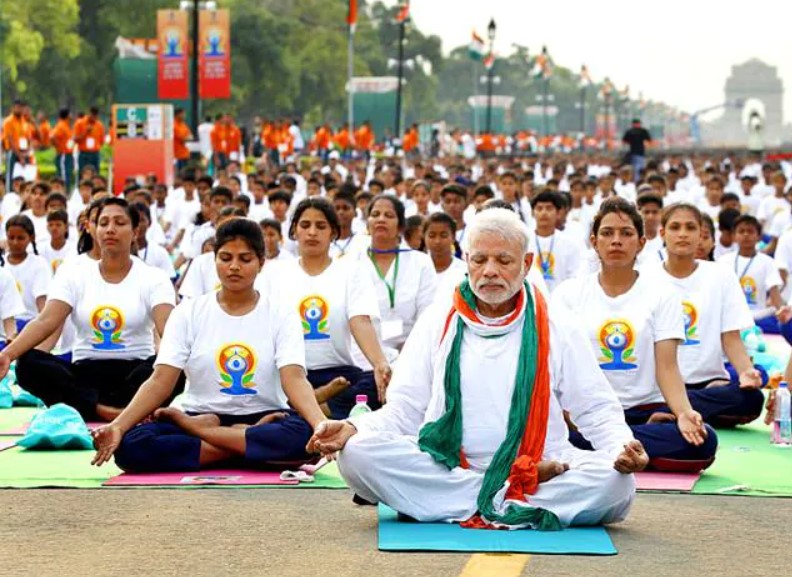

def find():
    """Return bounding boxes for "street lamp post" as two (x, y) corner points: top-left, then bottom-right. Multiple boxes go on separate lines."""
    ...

(485, 19), (496, 134)
(602, 78), (613, 150)
(394, 15), (407, 140)
(579, 85), (586, 134)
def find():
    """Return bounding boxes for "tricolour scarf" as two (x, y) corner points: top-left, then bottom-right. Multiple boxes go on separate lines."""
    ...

(417, 278), (560, 530)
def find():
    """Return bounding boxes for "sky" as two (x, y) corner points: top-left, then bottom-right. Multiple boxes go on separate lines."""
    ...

(386, 0), (792, 125)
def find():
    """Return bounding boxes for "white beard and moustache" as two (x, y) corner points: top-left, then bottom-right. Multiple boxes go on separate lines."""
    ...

(471, 263), (527, 306)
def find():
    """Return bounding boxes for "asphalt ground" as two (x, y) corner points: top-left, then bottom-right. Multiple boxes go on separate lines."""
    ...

(0, 488), (789, 577)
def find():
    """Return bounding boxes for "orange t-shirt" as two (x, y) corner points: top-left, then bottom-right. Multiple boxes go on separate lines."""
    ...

(355, 126), (374, 151)
(334, 129), (351, 150)
(173, 119), (192, 160)
(36, 120), (52, 149)
(227, 125), (242, 158)
(315, 127), (331, 149)
(50, 120), (74, 155)
(73, 117), (105, 152)
(210, 122), (228, 154)
(262, 123), (280, 150)
(2, 115), (30, 153)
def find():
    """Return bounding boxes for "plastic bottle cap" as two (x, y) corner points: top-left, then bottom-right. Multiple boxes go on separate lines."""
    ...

(355, 395), (368, 403)
(781, 382), (789, 389)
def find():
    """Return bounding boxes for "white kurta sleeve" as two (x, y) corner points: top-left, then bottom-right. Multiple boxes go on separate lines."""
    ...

(551, 309), (634, 458)
(350, 305), (440, 436)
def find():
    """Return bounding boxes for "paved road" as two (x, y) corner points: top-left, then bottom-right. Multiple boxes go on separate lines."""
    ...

(0, 489), (789, 577)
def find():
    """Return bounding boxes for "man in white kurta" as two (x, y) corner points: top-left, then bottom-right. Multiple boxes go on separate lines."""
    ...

(310, 209), (647, 528)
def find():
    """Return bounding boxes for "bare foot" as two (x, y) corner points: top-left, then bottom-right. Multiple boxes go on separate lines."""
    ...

(704, 379), (730, 389)
(314, 377), (350, 404)
(647, 412), (677, 424)
(254, 412), (289, 426)
(95, 404), (124, 422)
(537, 460), (569, 483)
(155, 408), (220, 433)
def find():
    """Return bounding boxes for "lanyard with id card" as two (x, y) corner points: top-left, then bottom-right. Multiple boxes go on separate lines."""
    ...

(370, 250), (403, 340)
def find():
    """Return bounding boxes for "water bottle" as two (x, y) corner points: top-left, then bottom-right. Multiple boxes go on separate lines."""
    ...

(349, 394), (372, 418)
(772, 382), (792, 446)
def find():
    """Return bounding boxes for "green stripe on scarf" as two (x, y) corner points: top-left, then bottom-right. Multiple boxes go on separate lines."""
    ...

(418, 280), (561, 530)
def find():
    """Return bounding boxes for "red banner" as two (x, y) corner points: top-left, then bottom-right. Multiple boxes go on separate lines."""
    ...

(199, 9), (231, 99)
(157, 10), (189, 100)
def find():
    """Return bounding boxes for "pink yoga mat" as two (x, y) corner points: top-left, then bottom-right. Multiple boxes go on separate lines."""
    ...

(103, 469), (300, 487)
(0, 422), (104, 436)
(0, 440), (16, 452)
(635, 471), (701, 491)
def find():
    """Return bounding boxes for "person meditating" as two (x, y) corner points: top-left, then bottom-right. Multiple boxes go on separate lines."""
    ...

(0, 198), (181, 421)
(262, 197), (391, 418)
(310, 209), (647, 529)
(553, 198), (717, 471)
(91, 219), (327, 472)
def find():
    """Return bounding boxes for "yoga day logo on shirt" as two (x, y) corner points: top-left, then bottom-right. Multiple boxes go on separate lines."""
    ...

(90, 306), (126, 350)
(15, 281), (22, 295)
(740, 277), (758, 305)
(217, 343), (258, 396)
(681, 301), (700, 345)
(598, 319), (637, 370)
(51, 259), (63, 274)
(535, 252), (555, 280)
(299, 295), (330, 341)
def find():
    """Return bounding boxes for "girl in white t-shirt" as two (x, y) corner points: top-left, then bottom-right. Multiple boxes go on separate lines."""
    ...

(553, 198), (715, 469)
(357, 195), (437, 354)
(2, 215), (49, 332)
(0, 198), (182, 422)
(422, 212), (466, 299)
(132, 202), (177, 281)
(91, 218), (328, 473)
(716, 214), (792, 344)
(20, 182), (51, 247)
(647, 203), (765, 427)
(0, 266), (25, 350)
(42, 209), (77, 276)
(263, 197), (391, 419)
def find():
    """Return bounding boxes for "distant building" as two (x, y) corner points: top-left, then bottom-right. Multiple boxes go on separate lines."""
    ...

(702, 59), (786, 147)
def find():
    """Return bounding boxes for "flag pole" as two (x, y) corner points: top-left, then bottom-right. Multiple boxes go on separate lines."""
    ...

(472, 58), (479, 135)
(348, 25), (355, 131)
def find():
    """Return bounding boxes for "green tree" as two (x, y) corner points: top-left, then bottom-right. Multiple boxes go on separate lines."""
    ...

(1, 0), (81, 96)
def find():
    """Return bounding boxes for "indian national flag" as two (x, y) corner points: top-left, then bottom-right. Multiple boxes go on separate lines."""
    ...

(483, 52), (495, 70)
(531, 46), (552, 79)
(469, 30), (485, 60)
(395, 3), (410, 23)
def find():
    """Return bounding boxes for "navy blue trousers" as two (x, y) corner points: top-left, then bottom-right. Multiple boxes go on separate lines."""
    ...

(755, 316), (792, 346)
(114, 409), (313, 473)
(569, 417), (718, 470)
(307, 365), (379, 420)
(15, 349), (184, 421)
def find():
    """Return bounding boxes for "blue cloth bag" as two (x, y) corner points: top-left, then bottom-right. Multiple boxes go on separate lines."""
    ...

(17, 404), (93, 450)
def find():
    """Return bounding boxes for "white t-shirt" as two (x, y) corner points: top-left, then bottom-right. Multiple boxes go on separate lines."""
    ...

(156, 291), (305, 415)
(716, 252), (782, 311)
(48, 259), (175, 361)
(20, 210), (50, 246)
(3, 254), (50, 321)
(248, 201), (273, 223)
(647, 260), (753, 384)
(757, 195), (791, 233)
(41, 240), (78, 277)
(164, 197), (201, 234)
(139, 243), (176, 279)
(636, 236), (665, 268)
(434, 258), (468, 297)
(552, 272), (684, 408)
(261, 259), (379, 370)
(532, 233), (581, 293)
(356, 247), (437, 350)
(0, 267), (25, 340)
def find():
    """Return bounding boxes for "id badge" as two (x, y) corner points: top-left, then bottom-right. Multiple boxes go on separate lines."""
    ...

(86, 137), (96, 149)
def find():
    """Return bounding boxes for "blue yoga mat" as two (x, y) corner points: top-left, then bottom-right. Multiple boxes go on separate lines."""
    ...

(377, 505), (617, 555)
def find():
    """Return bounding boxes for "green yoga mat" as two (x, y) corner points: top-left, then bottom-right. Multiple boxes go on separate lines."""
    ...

(0, 407), (42, 431)
(692, 421), (792, 497)
(0, 442), (347, 489)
